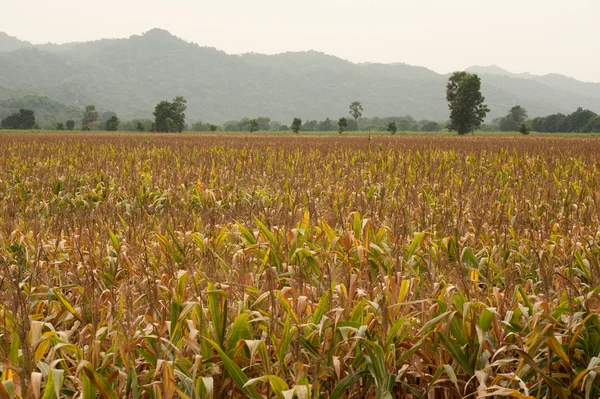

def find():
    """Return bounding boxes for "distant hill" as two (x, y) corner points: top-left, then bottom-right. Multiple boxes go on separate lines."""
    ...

(467, 65), (600, 100)
(466, 65), (531, 79)
(0, 85), (18, 101)
(0, 32), (32, 52)
(0, 95), (82, 128)
(0, 29), (599, 124)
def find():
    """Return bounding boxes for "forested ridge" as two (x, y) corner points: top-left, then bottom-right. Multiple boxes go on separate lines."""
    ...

(1, 29), (600, 124)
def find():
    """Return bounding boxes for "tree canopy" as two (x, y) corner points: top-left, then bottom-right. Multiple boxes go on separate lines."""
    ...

(291, 118), (302, 134)
(499, 105), (528, 131)
(564, 107), (597, 132)
(104, 115), (120, 131)
(349, 101), (363, 126)
(154, 97), (187, 132)
(583, 116), (600, 133)
(387, 122), (397, 135)
(0, 108), (36, 129)
(446, 72), (489, 135)
(531, 107), (597, 133)
(249, 119), (259, 133)
(338, 117), (348, 134)
(82, 105), (100, 130)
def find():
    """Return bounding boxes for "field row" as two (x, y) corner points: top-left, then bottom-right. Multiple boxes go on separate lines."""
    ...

(1, 134), (600, 398)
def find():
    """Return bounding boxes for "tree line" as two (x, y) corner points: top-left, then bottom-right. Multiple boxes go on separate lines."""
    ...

(217, 115), (443, 133)
(480, 105), (600, 133)
(1, 72), (599, 134)
(0, 100), (445, 134)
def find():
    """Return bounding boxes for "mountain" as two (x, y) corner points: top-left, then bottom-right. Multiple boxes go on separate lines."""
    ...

(465, 65), (528, 78)
(0, 29), (599, 124)
(466, 65), (528, 79)
(0, 32), (32, 52)
(467, 65), (600, 101)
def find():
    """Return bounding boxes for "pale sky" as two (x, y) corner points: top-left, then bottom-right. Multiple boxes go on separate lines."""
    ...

(2, 0), (599, 82)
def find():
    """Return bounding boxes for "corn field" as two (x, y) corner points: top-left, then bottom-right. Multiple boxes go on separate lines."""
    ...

(1, 133), (600, 399)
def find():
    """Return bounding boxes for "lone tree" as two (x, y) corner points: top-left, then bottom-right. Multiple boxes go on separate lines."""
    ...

(349, 101), (363, 129)
(82, 105), (100, 131)
(136, 122), (145, 132)
(387, 122), (397, 135)
(291, 118), (302, 134)
(154, 96), (187, 132)
(446, 72), (489, 135)
(55, 122), (65, 130)
(209, 124), (218, 132)
(519, 123), (530, 135)
(0, 109), (36, 129)
(65, 120), (75, 130)
(338, 117), (348, 135)
(104, 115), (120, 131)
(499, 105), (528, 131)
(421, 121), (441, 132)
(249, 119), (259, 133)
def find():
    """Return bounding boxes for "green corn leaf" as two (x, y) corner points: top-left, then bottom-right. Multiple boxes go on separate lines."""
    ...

(329, 370), (369, 399)
(205, 338), (261, 399)
(244, 375), (289, 398)
(404, 232), (426, 261)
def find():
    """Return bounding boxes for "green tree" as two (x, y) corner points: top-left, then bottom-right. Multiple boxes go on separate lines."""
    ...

(104, 115), (120, 131)
(510, 105), (527, 124)
(291, 118), (302, 134)
(421, 121), (441, 132)
(564, 107), (597, 132)
(191, 121), (209, 131)
(249, 119), (259, 133)
(338, 117), (348, 135)
(256, 117), (271, 131)
(55, 122), (64, 130)
(154, 101), (173, 132)
(302, 120), (318, 131)
(583, 115), (600, 133)
(0, 109), (36, 129)
(223, 121), (240, 131)
(349, 101), (363, 128)
(166, 118), (178, 133)
(153, 97), (187, 132)
(519, 123), (530, 135)
(99, 111), (117, 128)
(82, 105), (100, 130)
(318, 118), (335, 131)
(387, 122), (397, 135)
(65, 120), (75, 130)
(269, 121), (283, 131)
(531, 113), (566, 132)
(171, 96), (187, 132)
(209, 124), (218, 132)
(446, 72), (489, 135)
(499, 105), (528, 131)
(119, 119), (152, 132)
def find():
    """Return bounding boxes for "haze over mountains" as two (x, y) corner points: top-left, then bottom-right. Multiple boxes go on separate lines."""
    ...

(1, 29), (599, 125)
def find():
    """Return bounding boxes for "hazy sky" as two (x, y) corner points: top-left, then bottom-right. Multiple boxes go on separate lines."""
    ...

(2, 0), (599, 82)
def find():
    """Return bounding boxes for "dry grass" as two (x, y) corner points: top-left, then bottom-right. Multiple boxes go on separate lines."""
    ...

(1, 132), (600, 398)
